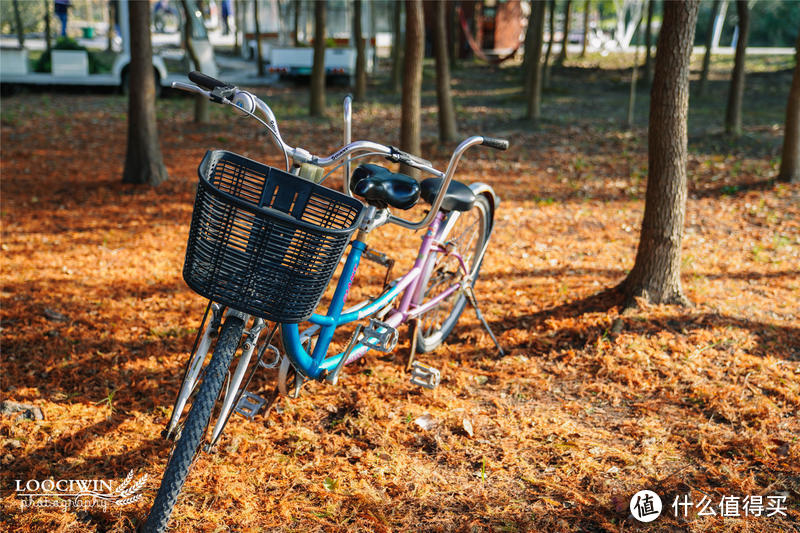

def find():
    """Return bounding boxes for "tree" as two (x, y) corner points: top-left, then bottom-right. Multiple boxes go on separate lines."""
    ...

(310, 0), (326, 116)
(233, 0), (242, 55)
(698, 0), (720, 96)
(353, 0), (366, 101)
(44, 0), (52, 53)
(254, 0), (265, 77)
(180, 0), (208, 123)
(580, 0), (590, 58)
(778, 32), (800, 184)
(524, 0), (546, 121)
(627, 10), (643, 128)
(725, 0), (749, 136)
(12, 0), (25, 47)
(123, 0), (167, 186)
(391, 0), (403, 92)
(643, 0), (654, 84)
(543, 0), (555, 87)
(293, 0), (301, 46)
(619, 0), (699, 306)
(434, 0), (456, 142)
(400, 0), (424, 174)
(556, 0), (572, 65)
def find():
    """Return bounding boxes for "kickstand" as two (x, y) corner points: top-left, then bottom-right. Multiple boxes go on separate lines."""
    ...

(407, 318), (420, 371)
(464, 286), (505, 357)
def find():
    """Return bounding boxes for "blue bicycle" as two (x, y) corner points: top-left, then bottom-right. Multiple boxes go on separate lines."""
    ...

(141, 72), (508, 532)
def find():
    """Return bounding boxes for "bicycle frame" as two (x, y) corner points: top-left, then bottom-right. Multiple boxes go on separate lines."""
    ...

(281, 208), (472, 380)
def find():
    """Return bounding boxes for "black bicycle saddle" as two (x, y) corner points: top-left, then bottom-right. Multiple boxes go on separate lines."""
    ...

(350, 164), (420, 210)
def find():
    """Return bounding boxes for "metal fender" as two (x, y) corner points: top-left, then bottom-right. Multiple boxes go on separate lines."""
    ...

(469, 182), (500, 234)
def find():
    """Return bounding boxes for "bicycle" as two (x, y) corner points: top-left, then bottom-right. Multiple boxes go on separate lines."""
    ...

(141, 71), (508, 532)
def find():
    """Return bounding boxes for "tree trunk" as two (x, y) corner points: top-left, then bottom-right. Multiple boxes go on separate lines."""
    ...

(620, 0), (699, 306)
(524, 0), (546, 121)
(293, 0), (301, 45)
(724, 0), (748, 136)
(698, 0), (720, 96)
(778, 33), (800, 184)
(580, 0), (590, 58)
(181, 0), (209, 123)
(434, 0), (456, 143)
(123, 0), (168, 186)
(354, 0), (367, 100)
(400, 0), (424, 176)
(254, 0), (265, 76)
(45, 0), (53, 53)
(391, 0), (404, 93)
(556, 0), (572, 65)
(643, 0), (654, 84)
(543, 0), (555, 87)
(449, 1), (458, 70)
(627, 15), (642, 129)
(12, 0), (25, 47)
(310, 0), (326, 116)
(233, 0), (241, 55)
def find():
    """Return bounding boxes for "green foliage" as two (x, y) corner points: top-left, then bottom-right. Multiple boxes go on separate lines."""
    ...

(33, 37), (104, 74)
(694, 0), (800, 48)
(0, 0), (46, 36)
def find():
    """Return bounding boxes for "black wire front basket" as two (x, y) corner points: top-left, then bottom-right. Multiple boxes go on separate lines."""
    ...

(183, 150), (364, 323)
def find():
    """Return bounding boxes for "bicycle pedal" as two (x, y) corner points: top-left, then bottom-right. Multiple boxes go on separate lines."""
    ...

(363, 248), (392, 267)
(410, 361), (441, 390)
(361, 319), (398, 352)
(234, 391), (267, 420)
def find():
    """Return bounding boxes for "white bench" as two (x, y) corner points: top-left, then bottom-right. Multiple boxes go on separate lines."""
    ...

(0, 48), (29, 76)
(52, 50), (89, 77)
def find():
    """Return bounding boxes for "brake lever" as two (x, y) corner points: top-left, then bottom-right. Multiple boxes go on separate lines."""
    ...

(210, 85), (238, 103)
(171, 81), (211, 99)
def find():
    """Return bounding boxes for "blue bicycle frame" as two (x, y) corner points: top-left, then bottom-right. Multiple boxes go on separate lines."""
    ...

(280, 212), (464, 379)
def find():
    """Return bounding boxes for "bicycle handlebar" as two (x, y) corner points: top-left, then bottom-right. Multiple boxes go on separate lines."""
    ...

(172, 73), (510, 229)
(188, 71), (229, 91)
(481, 137), (510, 151)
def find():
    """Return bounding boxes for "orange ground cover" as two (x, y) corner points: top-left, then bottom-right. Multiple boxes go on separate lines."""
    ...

(1, 79), (798, 532)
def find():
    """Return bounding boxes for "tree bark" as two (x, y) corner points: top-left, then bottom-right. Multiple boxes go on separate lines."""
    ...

(449, 1), (458, 70)
(543, 0), (555, 87)
(556, 0), (572, 65)
(310, 0), (326, 116)
(391, 0), (404, 93)
(724, 0), (749, 136)
(580, 0), (590, 58)
(400, 0), (424, 176)
(620, 0), (699, 306)
(698, 0), (720, 96)
(643, 0), (654, 84)
(123, 0), (168, 186)
(45, 0), (53, 53)
(233, 0), (241, 55)
(778, 33), (800, 183)
(524, 0), (546, 121)
(434, 0), (456, 142)
(180, 0), (209, 123)
(354, 0), (367, 101)
(627, 18), (641, 129)
(293, 0), (301, 45)
(254, 0), (265, 76)
(12, 0), (25, 48)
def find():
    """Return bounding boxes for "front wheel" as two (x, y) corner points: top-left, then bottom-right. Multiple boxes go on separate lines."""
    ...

(415, 194), (492, 353)
(141, 315), (245, 533)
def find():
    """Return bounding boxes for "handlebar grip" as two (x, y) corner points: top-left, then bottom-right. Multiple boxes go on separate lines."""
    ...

(481, 137), (510, 151)
(188, 71), (229, 91)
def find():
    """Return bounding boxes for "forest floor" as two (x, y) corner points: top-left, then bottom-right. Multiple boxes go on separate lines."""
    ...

(1, 55), (799, 532)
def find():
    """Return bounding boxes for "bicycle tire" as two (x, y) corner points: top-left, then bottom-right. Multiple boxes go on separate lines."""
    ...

(415, 194), (492, 353)
(141, 315), (245, 533)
